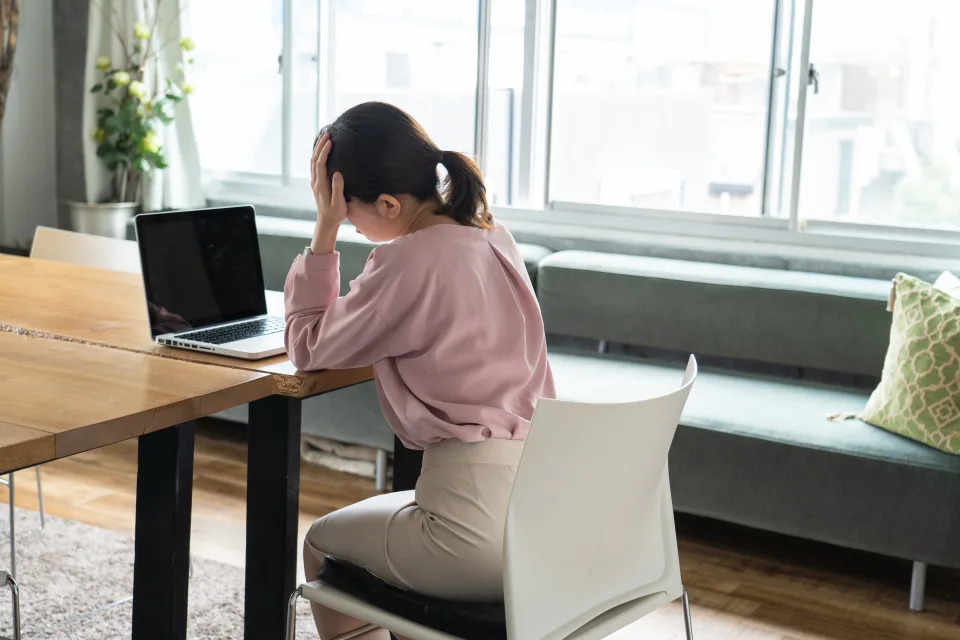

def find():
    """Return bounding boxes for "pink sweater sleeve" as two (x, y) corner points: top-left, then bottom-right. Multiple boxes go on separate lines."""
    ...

(283, 249), (401, 371)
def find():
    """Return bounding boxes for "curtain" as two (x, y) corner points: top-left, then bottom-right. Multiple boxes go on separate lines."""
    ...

(83, 0), (203, 210)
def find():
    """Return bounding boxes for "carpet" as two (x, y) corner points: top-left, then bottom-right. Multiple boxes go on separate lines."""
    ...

(0, 508), (319, 639)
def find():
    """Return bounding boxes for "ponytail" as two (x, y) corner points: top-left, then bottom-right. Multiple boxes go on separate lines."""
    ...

(438, 150), (492, 229)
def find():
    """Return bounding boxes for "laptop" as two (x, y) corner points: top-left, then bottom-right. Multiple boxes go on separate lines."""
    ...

(135, 205), (286, 360)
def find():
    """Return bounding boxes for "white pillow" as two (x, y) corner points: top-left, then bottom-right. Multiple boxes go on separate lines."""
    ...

(934, 271), (960, 299)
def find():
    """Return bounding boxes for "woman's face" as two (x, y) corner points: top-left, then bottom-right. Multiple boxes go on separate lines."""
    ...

(346, 197), (401, 243)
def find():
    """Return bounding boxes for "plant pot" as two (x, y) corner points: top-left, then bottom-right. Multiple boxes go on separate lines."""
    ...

(67, 201), (139, 239)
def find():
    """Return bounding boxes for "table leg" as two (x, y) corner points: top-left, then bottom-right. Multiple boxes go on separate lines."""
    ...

(392, 436), (423, 492)
(132, 422), (195, 640)
(244, 395), (302, 640)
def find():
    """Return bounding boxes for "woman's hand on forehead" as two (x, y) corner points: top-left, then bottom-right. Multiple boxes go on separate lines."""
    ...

(310, 132), (348, 235)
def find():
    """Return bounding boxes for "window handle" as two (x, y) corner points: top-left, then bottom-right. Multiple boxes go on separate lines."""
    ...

(808, 62), (820, 94)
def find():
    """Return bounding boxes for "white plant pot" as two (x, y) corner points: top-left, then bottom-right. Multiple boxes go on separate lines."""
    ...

(67, 202), (139, 239)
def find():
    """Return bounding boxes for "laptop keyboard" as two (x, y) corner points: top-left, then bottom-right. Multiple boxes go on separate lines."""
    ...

(178, 317), (286, 345)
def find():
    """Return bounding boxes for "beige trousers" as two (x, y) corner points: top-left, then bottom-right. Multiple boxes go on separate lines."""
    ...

(303, 438), (523, 638)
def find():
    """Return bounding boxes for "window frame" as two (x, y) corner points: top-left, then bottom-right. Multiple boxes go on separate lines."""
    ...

(201, 0), (960, 261)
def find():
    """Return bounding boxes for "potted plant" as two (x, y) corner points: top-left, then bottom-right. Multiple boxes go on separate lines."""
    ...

(70, 7), (195, 238)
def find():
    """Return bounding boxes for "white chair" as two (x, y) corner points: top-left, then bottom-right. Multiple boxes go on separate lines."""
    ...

(2, 228), (142, 581)
(29, 226), (141, 274)
(286, 356), (699, 640)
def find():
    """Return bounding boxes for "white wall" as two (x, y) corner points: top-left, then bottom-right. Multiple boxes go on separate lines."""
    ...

(0, 0), (57, 248)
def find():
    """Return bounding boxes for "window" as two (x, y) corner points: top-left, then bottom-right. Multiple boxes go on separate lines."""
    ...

(189, 1), (283, 176)
(799, 0), (960, 229)
(485, 0), (525, 205)
(550, 0), (776, 215)
(192, 0), (960, 244)
(321, 0), (479, 158)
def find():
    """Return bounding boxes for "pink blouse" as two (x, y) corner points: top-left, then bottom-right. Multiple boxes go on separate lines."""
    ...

(283, 224), (556, 450)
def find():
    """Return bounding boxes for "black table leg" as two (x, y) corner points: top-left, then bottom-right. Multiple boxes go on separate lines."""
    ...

(132, 422), (195, 640)
(392, 435), (423, 492)
(244, 395), (302, 640)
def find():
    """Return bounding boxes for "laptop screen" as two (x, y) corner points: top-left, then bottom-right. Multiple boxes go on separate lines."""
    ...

(136, 206), (268, 337)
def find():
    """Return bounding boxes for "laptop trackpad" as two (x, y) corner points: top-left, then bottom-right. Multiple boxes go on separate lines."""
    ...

(224, 333), (286, 358)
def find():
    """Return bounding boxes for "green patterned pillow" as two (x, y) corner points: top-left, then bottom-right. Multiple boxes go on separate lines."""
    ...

(861, 274), (960, 454)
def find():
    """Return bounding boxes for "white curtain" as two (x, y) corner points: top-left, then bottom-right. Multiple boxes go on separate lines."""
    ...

(83, 0), (203, 210)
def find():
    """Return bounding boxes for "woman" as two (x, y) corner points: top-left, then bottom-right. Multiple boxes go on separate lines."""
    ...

(284, 101), (555, 639)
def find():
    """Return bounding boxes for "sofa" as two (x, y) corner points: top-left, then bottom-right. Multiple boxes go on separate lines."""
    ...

(223, 218), (960, 609)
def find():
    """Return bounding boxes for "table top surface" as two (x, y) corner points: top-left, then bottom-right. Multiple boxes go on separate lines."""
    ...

(0, 330), (273, 473)
(0, 254), (373, 397)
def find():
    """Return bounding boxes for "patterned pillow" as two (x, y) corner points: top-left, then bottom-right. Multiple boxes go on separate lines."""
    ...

(861, 274), (960, 454)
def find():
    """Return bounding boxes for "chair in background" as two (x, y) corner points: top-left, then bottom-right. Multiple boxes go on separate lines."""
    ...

(286, 356), (699, 640)
(2, 228), (142, 581)
(29, 226), (141, 274)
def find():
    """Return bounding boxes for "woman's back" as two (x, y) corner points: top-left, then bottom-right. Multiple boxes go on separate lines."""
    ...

(284, 223), (555, 449)
(371, 224), (554, 448)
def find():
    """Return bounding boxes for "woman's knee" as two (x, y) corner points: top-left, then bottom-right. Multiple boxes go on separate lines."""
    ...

(304, 517), (332, 581)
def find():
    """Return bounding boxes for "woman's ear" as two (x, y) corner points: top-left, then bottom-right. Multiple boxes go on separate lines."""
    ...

(376, 194), (403, 220)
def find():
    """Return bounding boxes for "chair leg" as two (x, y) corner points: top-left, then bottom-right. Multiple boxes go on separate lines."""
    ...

(285, 587), (302, 640)
(5, 572), (20, 640)
(375, 450), (389, 493)
(7, 474), (15, 581)
(35, 468), (45, 530)
(681, 585), (694, 640)
(910, 561), (926, 612)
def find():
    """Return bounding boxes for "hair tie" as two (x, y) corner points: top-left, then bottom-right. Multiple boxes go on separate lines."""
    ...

(437, 149), (445, 163)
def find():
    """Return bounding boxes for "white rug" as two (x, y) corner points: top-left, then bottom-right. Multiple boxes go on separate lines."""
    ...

(0, 508), (319, 639)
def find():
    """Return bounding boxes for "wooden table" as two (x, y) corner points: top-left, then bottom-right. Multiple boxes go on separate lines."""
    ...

(0, 329), (271, 638)
(0, 254), (376, 639)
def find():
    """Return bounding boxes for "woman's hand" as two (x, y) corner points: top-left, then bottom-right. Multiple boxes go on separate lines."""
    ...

(310, 132), (347, 254)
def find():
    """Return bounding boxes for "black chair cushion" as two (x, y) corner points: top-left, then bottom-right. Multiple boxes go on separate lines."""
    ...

(318, 556), (507, 640)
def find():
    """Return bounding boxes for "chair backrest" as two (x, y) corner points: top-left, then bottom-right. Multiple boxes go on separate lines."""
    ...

(30, 226), (141, 274)
(504, 356), (698, 640)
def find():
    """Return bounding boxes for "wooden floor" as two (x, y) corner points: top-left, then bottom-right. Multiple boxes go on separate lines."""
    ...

(3, 421), (958, 639)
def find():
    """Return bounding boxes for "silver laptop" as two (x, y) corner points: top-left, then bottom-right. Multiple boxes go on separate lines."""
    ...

(135, 205), (286, 360)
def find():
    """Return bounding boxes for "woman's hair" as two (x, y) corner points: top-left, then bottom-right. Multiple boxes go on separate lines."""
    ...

(316, 102), (492, 229)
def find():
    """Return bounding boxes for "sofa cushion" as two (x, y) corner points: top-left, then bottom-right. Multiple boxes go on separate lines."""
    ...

(538, 251), (892, 377)
(862, 273), (960, 455)
(549, 350), (960, 567)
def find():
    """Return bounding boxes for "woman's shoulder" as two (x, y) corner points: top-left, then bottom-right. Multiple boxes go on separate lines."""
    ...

(384, 222), (509, 253)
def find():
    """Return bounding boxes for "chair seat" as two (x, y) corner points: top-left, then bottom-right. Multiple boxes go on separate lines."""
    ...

(318, 557), (506, 640)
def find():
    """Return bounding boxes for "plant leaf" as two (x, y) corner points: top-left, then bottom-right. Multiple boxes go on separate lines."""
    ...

(102, 115), (121, 134)
(155, 101), (176, 123)
(132, 156), (151, 173)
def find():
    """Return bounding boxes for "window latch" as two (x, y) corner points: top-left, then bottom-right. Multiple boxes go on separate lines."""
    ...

(807, 63), (820, 95)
